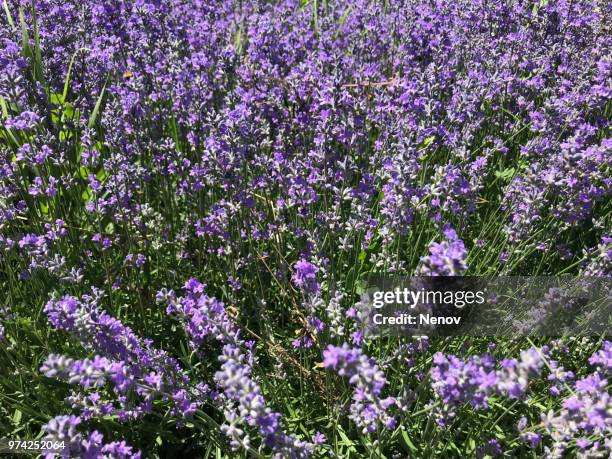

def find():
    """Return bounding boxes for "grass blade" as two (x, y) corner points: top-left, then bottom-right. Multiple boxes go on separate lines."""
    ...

(62, 48), (89, 103)
(31, 0), (43, 82)
(88, 79), (107, 129)
(0, 95), (8, 118)
(3, 0), (15, 30)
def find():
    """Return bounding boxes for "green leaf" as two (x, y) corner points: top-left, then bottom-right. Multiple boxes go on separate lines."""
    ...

(494, 167), (515, 182)
(19, 7), (32, 60)
(88, 80), (107, 129)
(338, 6), (352, 29)
(31, 0), (43, 82)
(400, 430), (418, 453)
(0, 95), (8, 118)
(62, 54), (77, 102)
(354, 279), (366, 295)
(3, 0), (15, 30)
(233, 29), (243, 54)
(12, 409), (22, 426)
(63, 102), (75, 119)
(0, 126), (21, 150)
(49, 93), (63, 105)
(96, 168), (108, 182)
(312, 0), (318, 32)
(421, 135), (436, 148)
(19, 2), (43, 82)
(336, 425), (358, 453)
(62, 48), (89, 102)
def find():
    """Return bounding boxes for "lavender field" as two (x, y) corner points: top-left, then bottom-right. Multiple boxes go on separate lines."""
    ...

(0, 0), (611, 457)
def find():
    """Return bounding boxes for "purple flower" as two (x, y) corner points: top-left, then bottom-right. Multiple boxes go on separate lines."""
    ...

(431, 347), (544, 425)
(43, 414), (140, 459)
(537, 342), (612, 456)
(4, 111), (40, 130)
(1, 0), (611, 456)
(477, 438), (502, 458)
(521, 432), (541, 448)
(418, 227), (468, 276)
(323, 344), (396, 433)
(292, 260), (320, 294)
(42, 291), (201, 422)
(161, 281), (316, 457)
(575, 373), (606, 394)
(588, 340), (611, 375)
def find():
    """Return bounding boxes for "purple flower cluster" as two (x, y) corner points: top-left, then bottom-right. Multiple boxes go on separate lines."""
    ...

(582, 235), (612, 276)
(4, 111), (40, 131)
(42, 415), (140, 459)
(42, 290), (202, 421)
(418, 226), (468, 276)
(9, 220), (75, 281)
(588, 340), (612, 375)
(430, 348), (544, 425)
(538, 342), (612, 457)
(0, 0), (607, 286)
(160, 279), (238, 347)
(292, 259), (320, 294)
(0, 0), (610, 455)
(323, 344), (396, 433)
(162, 280), (316, 458)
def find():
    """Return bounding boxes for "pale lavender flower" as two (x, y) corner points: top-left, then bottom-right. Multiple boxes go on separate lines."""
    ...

(323, 344), (396, 433)
(292, 259), (320, 294)
(42, 414), (141, 459)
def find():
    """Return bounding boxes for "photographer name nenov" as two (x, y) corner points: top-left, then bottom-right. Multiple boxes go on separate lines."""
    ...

(372, 313), (462, 326)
